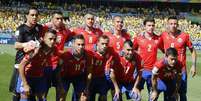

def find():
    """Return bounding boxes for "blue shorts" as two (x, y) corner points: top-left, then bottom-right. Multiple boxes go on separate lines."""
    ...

(179, 71), (187, 94)
(112, 82), (141, 101)
(62, 74), (86, 93)
(90, 77), (109, 96)
(156, 79), (177, 101)
(44, 66), (60, 88)
(16, 76), (47, 95)
(138, 69), (152, 90)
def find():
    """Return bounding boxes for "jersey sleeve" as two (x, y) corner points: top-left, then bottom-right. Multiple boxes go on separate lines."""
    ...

(152, 59), (164, 75)
(186, 34), (193, 49)
(15, 26), (25, 42)
(158, 36), (165, 53)
(132, 37), (139, 50)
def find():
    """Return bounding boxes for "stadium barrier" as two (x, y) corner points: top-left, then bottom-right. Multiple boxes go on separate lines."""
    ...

(1, 33), (201, 50)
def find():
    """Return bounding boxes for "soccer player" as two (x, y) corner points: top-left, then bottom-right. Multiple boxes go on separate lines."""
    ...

(58, 35), (91, 101)
(160, 16), (197, 101)
(133, 17), (164, 99)
(105, 15), (130, 53)
(71, 13), (103, 50)
(17, 29), (57, 101)
(43, 11), (74, 100)
(151, 48), (182, 101)
(110, 40), (142, 101)
(9, 7), (43, 101)
(85, 35), (116, 101)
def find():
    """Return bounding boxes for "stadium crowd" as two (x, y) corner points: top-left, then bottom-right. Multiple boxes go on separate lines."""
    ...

(0, 1), (199, 101)
(0, 2), (201, 40)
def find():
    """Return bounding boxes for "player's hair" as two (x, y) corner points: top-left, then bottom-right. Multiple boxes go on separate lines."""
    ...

(84, 13), (94, 20)
(52, 11), (63, 17)
(143, 17), (155, 25)
(98, 35), (109, 42)
(26, 6), (38, 15)
(45, 28), (57, 36)
(113, 15), (123, 22)
(73, 34), (85, 41)
(168, 15), (178, 21)
(165, 48), (178, 57)
(124, 40), (133, 47)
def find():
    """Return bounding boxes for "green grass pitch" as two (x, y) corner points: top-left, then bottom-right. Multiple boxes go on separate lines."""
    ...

(0, 45), (201, 101)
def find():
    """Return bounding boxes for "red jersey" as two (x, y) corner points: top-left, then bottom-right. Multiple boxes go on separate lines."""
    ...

(133, 33), (163, 70)
(60, 49), (91, 78)
(113, 52), (142, 83)
(43, 25), (74, 68)
(72, 27), (103, 50)
(22, 49), (55, 77)
(88, 47), (115, 78)
(105, 30), (130, 53)
(160, 31), (193, 71)
(153, 58), (182, 80)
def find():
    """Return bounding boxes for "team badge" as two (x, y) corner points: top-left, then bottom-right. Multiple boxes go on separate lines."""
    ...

(15, 30), (19, 37)
(35, 26), (39, 32)
(177, 38), (183, 43)
(155, 40), (158, 44)
(56, 35), (62, 43)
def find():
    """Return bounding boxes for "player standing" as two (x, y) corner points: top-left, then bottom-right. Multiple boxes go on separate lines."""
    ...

(133, 17), (164, 100)
(9, 7), (43, 101)
(160, 16), (197, 101)
(71, 13), (103, 50)
(105, 15), (130, 53)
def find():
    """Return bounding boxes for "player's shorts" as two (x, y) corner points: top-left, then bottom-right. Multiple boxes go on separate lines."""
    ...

(179, 71), (187, 94)
(90, 77), (109, 96)
(16, 76), (47, 95)
(62, 74), (86, 93)
(9, 65), (19, 93)
(44, 66), (60, 88)
(117, 82), (141, 101)
(138, 69), (152, 90)
(156, 78), (177, 101)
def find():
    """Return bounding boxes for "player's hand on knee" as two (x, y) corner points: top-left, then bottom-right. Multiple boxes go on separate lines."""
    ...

(80, 92), (88, 101)
(150, 91), (158, 101)
(190, 65), (196, 77)
(113, 88), (120, 100)
(23, 84), (31, 96)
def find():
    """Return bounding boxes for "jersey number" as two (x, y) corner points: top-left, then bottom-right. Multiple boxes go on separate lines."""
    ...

(171, 43), (175, 48)
(75, 64), (81, 71)
(89, 37), (93, 43)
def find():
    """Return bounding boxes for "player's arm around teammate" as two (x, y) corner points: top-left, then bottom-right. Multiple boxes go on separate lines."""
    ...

(18, 29), (57, 101)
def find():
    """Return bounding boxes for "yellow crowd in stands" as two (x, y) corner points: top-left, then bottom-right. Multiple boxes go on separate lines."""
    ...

(0, 9), (200, 39)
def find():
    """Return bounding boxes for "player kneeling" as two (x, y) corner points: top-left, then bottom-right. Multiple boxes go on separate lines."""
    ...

(151, 48), (182, 101)
(57, 35), (92, 101)
(109, 40), (142, 101)
(17, 29), (57, 101)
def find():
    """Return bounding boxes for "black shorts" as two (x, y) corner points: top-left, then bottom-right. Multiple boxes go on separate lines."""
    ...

(9, 68), (19, 94)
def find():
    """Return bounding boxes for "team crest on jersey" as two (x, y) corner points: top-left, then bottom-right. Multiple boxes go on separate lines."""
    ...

(106, 54), (109, 58)
(177, 38), (183, 43)
(35, 26), (39, 32)
(81, 60), (86, 64)
(155, 40), (158, 44)
(56, 35), (62, 43)
(15, 30), (19, 37)
(132, 60), (136, 66)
